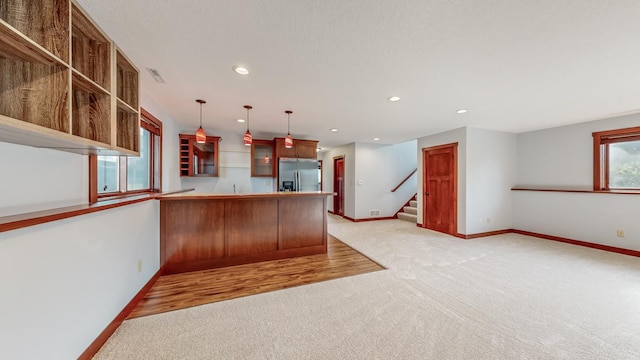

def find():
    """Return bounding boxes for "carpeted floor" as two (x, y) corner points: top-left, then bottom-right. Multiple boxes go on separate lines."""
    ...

(94, 215), (640, 359)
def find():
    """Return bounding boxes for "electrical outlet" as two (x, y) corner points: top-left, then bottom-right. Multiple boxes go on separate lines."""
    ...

(486, 218), (491, 223)
(137, 260), (142, 273)
(616, 229), (625, 238)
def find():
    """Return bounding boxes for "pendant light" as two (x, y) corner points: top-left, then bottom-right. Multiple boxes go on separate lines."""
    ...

(195, 99), (207, 144)
(243, 105), (253, 146)
(284, 110), (293, 148)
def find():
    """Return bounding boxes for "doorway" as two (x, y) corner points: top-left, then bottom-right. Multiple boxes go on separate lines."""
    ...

(333, 156), (345, 216)
(422, 143), (457, 235)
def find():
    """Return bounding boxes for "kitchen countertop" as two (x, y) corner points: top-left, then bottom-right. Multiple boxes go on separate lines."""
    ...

(156, 191), (335, 201)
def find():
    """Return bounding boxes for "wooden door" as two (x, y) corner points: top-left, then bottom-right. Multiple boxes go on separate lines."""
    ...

(333, 156), (345, 216)
(423, 143), (457, 235)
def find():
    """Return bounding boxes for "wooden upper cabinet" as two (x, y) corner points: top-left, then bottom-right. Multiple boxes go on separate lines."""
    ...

(0, 0), (140, 156)
(179, 134), (220, 177)
(274, 138), (318, 159)
(251, 139), (274, 177)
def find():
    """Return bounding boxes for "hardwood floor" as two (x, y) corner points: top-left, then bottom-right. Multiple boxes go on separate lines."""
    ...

(128, 235), (384, 319)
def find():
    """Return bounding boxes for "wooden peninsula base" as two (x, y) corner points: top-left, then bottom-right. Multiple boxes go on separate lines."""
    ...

(158, 192), (333, 274)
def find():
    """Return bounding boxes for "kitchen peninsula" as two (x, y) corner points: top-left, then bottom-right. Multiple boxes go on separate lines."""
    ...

(158, 191), (334, 274)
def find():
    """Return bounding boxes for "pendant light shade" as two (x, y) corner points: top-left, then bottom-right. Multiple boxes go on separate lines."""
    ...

(284, 110), (293, 148)
(195, 99), (207, 144)
(243, 105), (253, 146)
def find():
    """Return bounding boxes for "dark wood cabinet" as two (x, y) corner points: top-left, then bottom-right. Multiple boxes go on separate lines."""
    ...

(250, 139), (275, 177)
(159, 193), (330, 274)
(179, 134), (220, 177)
(274, 138), (318, 159)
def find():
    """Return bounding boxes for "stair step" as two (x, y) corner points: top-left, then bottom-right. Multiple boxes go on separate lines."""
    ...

(397, 212), (417, 223)
(403, 206), (417, 215)
(409, 200), (417, 207)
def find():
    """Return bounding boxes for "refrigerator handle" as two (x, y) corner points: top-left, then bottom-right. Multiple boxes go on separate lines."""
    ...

(296, 170), (300, 191)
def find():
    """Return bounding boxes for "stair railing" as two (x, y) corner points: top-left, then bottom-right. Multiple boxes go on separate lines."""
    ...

(390, 168), (417, 192)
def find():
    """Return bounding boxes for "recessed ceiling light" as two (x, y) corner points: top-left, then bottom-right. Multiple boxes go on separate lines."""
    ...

(388, 96), (400, 102)
(456, 109), (468, 114)
(373, 138), (380, 141)
(236, 119), (245, 123)
(233, 66), (249, 75)
(330, 128), (338, 132)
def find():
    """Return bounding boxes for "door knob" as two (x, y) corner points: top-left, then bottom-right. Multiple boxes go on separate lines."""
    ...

(425, 192), (430, 196)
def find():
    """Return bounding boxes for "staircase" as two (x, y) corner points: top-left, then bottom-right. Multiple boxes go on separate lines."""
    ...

(396, 195), (417, 223)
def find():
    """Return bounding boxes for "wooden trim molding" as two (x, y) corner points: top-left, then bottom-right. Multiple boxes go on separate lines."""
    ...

(0, 189), (194, 234)
(453, 229), (513, 239)
(512, 229), (640, 258)
(77, 269), (163, 360)
(342, 215), (396, 222)
(511, 187), (640, 195)
(592, 125), (640, 191)
(390, 168), (417, 192)
(0, 195), (153, 233)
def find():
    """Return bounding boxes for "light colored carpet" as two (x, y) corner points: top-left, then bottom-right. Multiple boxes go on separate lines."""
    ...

(94, 216), (640, 359)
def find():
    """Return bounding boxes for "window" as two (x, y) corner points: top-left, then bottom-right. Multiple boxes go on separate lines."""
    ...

(593, 126), (640, 190)
(90, 109), (162, 202)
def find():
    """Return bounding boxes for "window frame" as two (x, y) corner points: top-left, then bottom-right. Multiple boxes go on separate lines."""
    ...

(593, 125), (640, 191)
(89, 108), (163, 203)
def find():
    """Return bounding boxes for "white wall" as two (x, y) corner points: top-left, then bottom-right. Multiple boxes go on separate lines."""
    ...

(0, 92), (180, 359)
(353, 140), (417, 219)
(179, 128), (275, 194)
(320, 144), (356, 218)
(514, 113), (640, 247)
(0, 142), (88, 217)
(516, 113), (640, 187)
(513, 191), (640, 249)
(0, 202), (159, 359)
(466, 127), (517, 234)
(416, 127), (467, 233)
(416, 127), (516, 235)
(140, 92), (182, 192)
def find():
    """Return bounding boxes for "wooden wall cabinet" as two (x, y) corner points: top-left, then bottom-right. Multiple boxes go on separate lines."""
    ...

(274, 138), (318, 159)
(0, 0), (140, 156)
(251, 139), (274, 177)
(179, 134), (220, 177)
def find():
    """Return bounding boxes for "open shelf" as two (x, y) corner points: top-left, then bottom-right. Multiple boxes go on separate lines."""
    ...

(179, 136), (191, 176)
(0, 57), (69, 132)
(0, 20), (67, 66)
(116, 108), (139, 152)
(0, 0), (70, 62)
(71, 3), (110, 90)
(116, 49), (138, 110)
(72, 77), (110, 145)
(0, 1), (139, 156)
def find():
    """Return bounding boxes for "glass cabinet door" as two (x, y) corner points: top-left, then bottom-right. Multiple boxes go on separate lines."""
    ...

(251, 141), (274, 177)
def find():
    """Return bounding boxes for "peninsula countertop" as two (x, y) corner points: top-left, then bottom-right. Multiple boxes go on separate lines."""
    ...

(156, 191), (335, 201)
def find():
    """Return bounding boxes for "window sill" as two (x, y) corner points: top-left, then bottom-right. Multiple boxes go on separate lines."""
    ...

(0, 189), (194, 234)
(511, 186), (640, 195)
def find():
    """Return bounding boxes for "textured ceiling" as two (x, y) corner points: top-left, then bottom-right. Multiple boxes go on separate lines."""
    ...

(76, 0), (640, 149)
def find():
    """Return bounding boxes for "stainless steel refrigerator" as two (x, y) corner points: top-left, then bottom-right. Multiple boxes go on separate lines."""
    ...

(278, 158), (321, 192)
